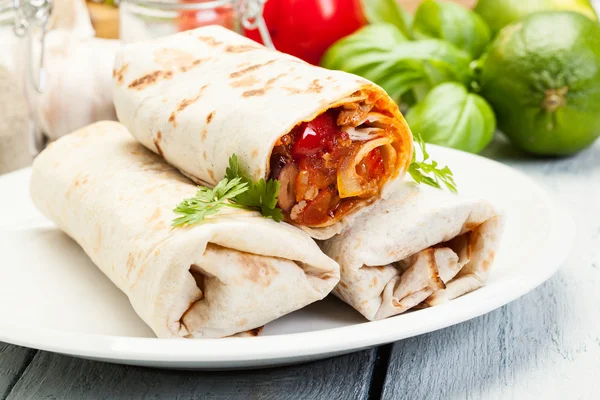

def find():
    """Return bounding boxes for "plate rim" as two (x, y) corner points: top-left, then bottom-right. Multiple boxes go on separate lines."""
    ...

(0, 147), (575, 367)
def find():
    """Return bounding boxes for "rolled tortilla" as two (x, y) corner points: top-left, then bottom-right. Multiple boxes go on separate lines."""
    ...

(319, 182), (504, 320)
(112, 25), (413, 239)
(30, 121), (340, 338)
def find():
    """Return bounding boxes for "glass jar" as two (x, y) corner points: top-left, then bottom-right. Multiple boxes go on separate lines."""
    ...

(119, 0), (236, 43)
(0, 1), (36, 169)
(119, 0), (271, 45)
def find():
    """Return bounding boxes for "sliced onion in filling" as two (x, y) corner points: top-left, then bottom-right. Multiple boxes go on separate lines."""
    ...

(337, 137), (395, 198)
(363, 112), (396, 128)
(345, 126), (383, 141)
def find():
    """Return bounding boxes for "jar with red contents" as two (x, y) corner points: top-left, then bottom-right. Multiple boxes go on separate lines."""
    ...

(119, 0), (273, 45)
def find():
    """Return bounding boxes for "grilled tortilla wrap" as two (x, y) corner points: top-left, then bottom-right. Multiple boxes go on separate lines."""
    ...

(30, 121), (340, 338)
(320, 182), (504, 320)
(112, 25), (413, 239)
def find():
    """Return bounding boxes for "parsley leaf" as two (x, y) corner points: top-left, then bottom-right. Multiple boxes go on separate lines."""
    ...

(225, 153), (249, 182)
(408, 132), (457, 194)
(173, 154), (283, 227)
(233, 177), (284, 222)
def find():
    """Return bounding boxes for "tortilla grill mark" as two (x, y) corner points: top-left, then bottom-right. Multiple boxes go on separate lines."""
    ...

(307, 79), (323, 93)
(153, 131), (165, 158)
(242, 89), (266, 97)
(152, 220), (167, 232)
(179, 58), (205, 72)
(283, 86), (304, 94)
(240, 253), (280, 287)
(147, 208), (161, 222)
(230, 75), (260, 88)
(207, 169), (216, 181)
(201, 127), (208, 141)
(93, 225), (103, 254)
(229, 59), (276, 79)
(225, 43), (261, 53)
(197, 36), (223, 46)
(73, 175), (89, 188)
(168, 84), (210, 126)
(339, 281), (348, 289)
(66, 172), (88, 198)
(126, 253), (136, 271)
(202, 150), (208, 160)
(206, 111), (215, 124)
(112, 63), (129, 85)
(370, 276), (378, 288)
(128, 70), (174, 90)
(250, 149), (259, 159)
(265, 73), (287, 88)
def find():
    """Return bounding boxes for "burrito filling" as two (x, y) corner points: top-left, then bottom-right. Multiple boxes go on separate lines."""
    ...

(269, 96), (399, 227)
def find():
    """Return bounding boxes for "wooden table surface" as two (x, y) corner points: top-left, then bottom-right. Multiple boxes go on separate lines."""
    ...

(0, 135), (598, 399)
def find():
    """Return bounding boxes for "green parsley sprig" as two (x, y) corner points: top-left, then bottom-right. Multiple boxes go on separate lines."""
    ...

(225, 154), (284, 222)
(408, 133), (458, 194)
(172, 154), (283, 227)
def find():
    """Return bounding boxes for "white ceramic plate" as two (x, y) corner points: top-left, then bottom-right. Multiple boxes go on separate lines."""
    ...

(0, 146), (573, 370)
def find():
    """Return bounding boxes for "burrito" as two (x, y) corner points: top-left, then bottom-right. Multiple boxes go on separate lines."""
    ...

(112, 25), (413, 239)
(320, 182), (504, 320)
(30, 121), (340, 338)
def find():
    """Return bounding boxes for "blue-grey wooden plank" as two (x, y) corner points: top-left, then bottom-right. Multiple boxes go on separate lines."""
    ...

(0, 342), (36, 399)
(6, 348), (377, 399)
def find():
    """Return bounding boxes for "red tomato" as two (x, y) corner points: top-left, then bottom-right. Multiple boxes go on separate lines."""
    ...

(245, 0), (366, 65)
(292, 126), (322, 157)
(308, 111), (339, 138)
(365, 148), (385, 177)
(292, 111), (340, 157)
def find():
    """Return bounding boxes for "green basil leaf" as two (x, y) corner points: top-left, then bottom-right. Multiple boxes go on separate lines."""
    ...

(406, 82), (496, 153)
(413, 0), (491, 58)
(389, 39), (472, 85)
(321, 24), (409, 75)
(322, 24), (422, 101)
(361, 0), (413, 38)
(323, 25), (471, 103)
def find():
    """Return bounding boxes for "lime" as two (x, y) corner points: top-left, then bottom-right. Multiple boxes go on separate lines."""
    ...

(479, 11), (600, 156)
(475, 0), (597, 35)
